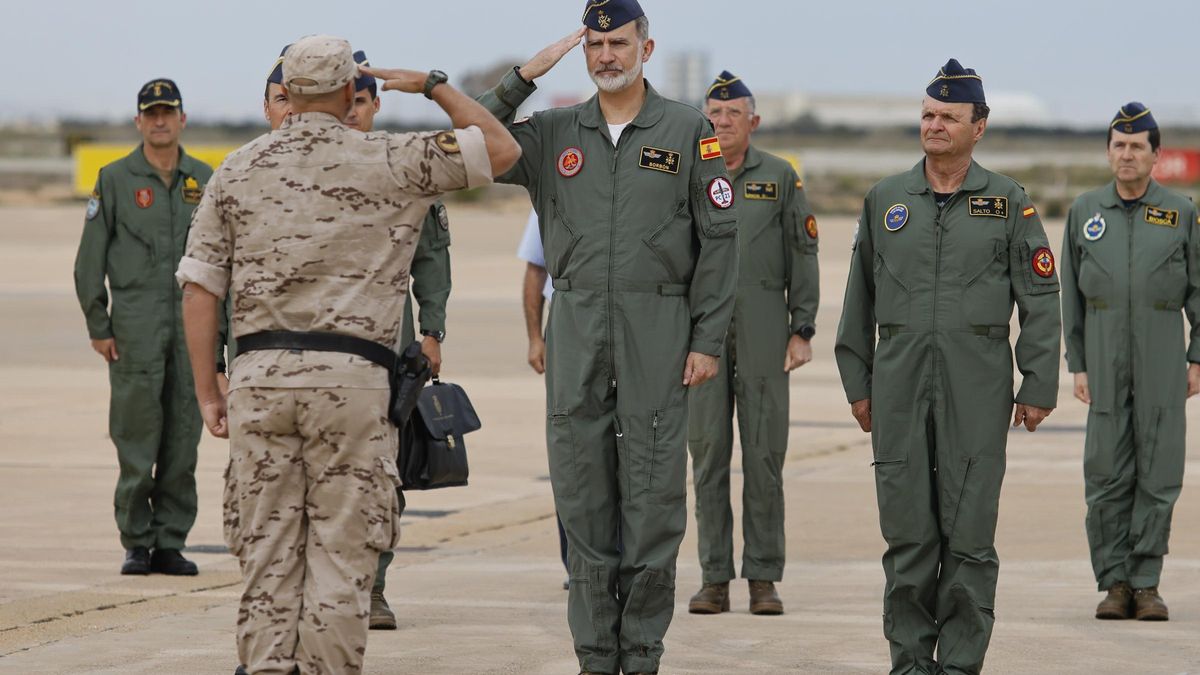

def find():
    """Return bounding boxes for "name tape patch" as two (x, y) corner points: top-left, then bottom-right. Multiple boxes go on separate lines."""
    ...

(1145, 206), (1179, 227)
(969, 196), (1008, 218)
(639, 146), (680, 174)
(744, 181), (778, 200)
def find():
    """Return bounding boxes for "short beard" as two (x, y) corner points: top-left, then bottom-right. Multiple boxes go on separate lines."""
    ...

(590, 58), (643, 94)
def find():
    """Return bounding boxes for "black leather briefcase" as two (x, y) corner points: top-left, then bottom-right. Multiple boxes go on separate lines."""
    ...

(398, 378), (481, 490)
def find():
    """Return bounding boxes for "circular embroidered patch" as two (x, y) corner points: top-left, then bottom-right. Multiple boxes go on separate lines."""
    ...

(558, 147), (584, 177)
(884, 203), (908, 232)
(1032, 246), (1056, 278)
(1083, 213), (1106, 242)
(804, 215), (819, 239)
(707, 177), (734, 209)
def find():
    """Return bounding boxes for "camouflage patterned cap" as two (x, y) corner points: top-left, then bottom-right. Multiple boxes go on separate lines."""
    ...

(282, 35), (356, 95)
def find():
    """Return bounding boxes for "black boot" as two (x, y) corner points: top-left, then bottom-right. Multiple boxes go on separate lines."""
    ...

(150, 549), (199, 575)
(121, 547), (151, 575)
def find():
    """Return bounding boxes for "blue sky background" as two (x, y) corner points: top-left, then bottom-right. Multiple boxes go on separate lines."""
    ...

(10, 0), (1199, 127)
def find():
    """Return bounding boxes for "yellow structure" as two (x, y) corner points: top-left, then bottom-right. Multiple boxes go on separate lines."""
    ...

(73, 144), (237, 196)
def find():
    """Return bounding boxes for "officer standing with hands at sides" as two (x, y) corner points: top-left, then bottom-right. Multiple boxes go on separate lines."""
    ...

(1060, 102), (1200, 622)
(376, 2), (738, 672)
(835, 59), (1061, 674)
(687, 70), (818, 617)
(74, 78), (218, 577)
(178, 35), (519, 674)
(342, 48), (456, 632)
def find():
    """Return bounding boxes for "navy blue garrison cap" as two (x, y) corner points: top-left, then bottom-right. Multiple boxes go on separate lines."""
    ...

(707, 71), (752, 101)
(1111, 102), (1157, 134)
(353, 50), (377, 95)
(926, 59), (985, 104)
(137, 78), (182, 111)
(266, 45), (289, 85)
(582, 0), (644, 32)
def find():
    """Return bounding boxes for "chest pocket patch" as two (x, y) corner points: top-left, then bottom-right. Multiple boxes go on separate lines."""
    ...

(743, 181), (778, 200)
(969, 196), (1008, 218)
(639, 146), (680, 174)
(1145, 206), (1179, 227)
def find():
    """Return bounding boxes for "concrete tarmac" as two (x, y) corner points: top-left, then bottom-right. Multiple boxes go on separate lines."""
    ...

(0, 201), (1197, 674)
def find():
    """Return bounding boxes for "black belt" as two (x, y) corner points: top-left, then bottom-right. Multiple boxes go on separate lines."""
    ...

(236, 331), (398, 373)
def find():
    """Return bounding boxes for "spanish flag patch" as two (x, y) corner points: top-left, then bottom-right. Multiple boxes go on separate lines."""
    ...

(699, 136), (722, 160)
(1022, 206), (1037, 218)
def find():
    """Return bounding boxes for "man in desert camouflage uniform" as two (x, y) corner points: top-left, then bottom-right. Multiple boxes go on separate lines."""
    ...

(177, 35), (519, 674)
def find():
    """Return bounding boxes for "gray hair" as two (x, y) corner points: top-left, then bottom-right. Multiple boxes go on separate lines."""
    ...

(635, 16), (650, 41)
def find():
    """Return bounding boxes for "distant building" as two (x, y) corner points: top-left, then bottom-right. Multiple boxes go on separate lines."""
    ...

(753, 90), (1053, 129)
(660, 51), (711, 107)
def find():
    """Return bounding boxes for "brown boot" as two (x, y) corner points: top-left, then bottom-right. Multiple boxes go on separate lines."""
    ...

(369, 591), (397, 630)
(687, 582), (730, 614)
(1095, 581), (1133, 620)
(1134, 586), (1169, 621)
(748, 580), (783, 615)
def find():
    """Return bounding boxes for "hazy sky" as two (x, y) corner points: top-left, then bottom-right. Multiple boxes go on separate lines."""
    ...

(9, 0), (1200, 127)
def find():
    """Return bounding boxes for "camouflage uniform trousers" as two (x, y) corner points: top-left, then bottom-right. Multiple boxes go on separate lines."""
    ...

(224, 386), (401, 675)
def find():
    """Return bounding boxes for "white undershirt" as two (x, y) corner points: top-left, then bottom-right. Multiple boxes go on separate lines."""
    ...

(608, 122), (629, 147)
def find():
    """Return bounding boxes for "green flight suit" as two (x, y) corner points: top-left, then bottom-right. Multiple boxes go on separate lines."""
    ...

(73, 144), (215, 551)
(374, 201), (452, 594)
(687, 146), (819, 584)
(1060, 180), (1200, 592)
(480, 70), (738, 674)
(835, 160), (1061, 675)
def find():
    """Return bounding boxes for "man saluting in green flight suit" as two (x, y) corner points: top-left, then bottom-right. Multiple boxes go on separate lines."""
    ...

(74, 79), (218, 576)
(686, 71), (818, 617)
(835, 59), (1061, 674)
(1061, 102), (1200, 622)
(369, 1), (737, 671)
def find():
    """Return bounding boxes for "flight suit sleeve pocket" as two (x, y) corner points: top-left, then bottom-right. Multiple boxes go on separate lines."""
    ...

(366, 456), (404, 553)
(789, 207), (819, 254)
(1012, 239), (1060, 295)
(693, 175), (737, 239)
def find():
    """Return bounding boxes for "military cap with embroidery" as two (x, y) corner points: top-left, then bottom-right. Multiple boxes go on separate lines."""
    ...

(352, 50), (377, 96)
(282, 35), (356, 95)
(582, 0), (644, 32)
(137, 78), (182, 112)
(926, 58), (985, 104)
(266, 45), (290, 85)
(1111, 102), (1157, 134)
(707, 71), (752, 102)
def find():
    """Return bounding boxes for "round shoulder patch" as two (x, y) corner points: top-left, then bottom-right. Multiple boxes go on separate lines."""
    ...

(435, 131), (460, 154)
(85, 197), (100, 220)
(804, 214), (818, 239)
(1032, 246), (1056, 278)
(558, 147), (584, 178)
(884, 203), (909, 232)
(436, 203), (450, 230)
(1083, 213), (1106, 242)
(707, 176), (734, 210)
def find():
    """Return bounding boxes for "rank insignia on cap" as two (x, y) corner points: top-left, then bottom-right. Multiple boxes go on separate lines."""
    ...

(699, 136), (722, 160)
(436, 131), (460, 155)
(1022, 205), (1037, 218)
(639, 146), (680, 174)
(804, 215), (819, 239)
(744, 181), (778, 200)
(558, 147), (584, 177)
(884, 203), (909, 232)
(135, 188), (154, 209)
(968, 196), (1008, 218)
(1144, 206), (1179, 227)
(182, 177), (203, 205)
(1083, 214), (1106, 241)
(1032, 246), (1055, 278)
(86, 195), (100, 220)
(707, 176), (734, 209)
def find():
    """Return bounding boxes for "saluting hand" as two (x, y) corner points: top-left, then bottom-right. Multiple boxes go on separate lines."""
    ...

(850, 399), (871, 433)
(518, 28), (587, 82)
(357, 66), (427, 95)
(683, 352), (718, 387)
(1012, 403), (1053, 432)
(784, 335), (812, 372)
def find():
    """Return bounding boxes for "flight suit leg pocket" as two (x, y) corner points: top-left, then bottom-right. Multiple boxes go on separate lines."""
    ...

(547, 409), (579, 498)
(366, 456), (403, 553)
(646, 407), (687, 504)
(870, 403), (910, 465)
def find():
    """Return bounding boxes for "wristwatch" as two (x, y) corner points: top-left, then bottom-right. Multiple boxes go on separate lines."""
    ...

(423, 70), (449, 99)
(795, 324), (816, 341)
(421, 328), (446, 343)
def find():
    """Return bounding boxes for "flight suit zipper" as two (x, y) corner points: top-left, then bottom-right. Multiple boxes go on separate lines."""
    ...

(607, 131), (624, 390)
(1126, 205), (1135, 397)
